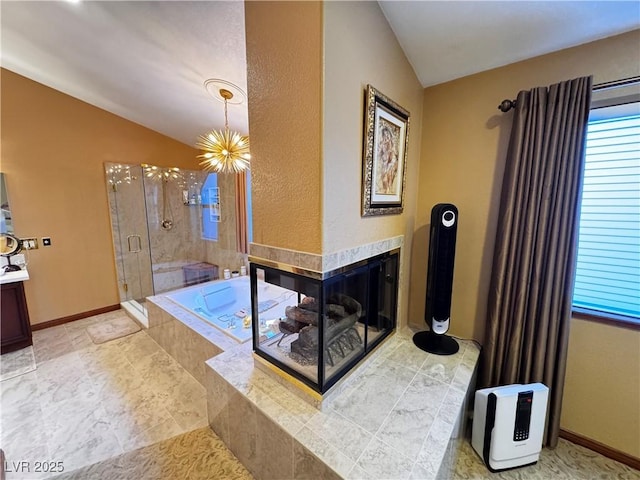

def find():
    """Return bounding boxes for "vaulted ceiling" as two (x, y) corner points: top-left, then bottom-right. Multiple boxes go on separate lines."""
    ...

(2, 1), (638, 146)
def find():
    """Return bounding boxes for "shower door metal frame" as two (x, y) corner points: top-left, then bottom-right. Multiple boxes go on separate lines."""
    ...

(106, 163), (154, 313)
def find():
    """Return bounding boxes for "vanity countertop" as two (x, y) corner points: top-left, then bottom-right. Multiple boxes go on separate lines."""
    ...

(0, 268), (30, 285)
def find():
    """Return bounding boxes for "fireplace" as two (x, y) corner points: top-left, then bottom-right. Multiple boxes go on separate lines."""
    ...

(250, 248), (399, 394)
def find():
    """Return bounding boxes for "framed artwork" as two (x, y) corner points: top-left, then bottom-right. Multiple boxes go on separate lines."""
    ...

(361, 84), (410, 217)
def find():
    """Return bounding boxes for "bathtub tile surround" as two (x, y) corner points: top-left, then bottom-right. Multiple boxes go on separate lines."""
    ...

(145, 295), (239, 385)
(205, 329), (480, 480)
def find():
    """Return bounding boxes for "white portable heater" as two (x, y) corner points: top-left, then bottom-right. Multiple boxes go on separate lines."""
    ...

(472, 383), (549, 472)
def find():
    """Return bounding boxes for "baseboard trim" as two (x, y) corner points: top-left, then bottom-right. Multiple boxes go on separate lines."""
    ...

(560, 428), (640, 471)
(31, 304), (121, 331)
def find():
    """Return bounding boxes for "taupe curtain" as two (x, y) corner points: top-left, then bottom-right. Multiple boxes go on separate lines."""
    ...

(481, 76), (592, 447)
(235, 171), (249, 254)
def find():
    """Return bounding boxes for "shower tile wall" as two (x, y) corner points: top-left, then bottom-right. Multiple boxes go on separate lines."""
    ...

(144, 171), (208, 265)
(144, 171), (246, 292)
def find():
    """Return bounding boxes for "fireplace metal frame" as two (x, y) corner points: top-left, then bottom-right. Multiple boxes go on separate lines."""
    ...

(250, 248), (399, 394)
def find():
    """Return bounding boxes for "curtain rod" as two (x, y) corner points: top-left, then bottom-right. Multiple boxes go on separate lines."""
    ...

(497, 75), (640, 112)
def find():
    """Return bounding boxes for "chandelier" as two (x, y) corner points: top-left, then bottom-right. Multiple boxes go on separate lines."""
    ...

(196, 88), (250, 174)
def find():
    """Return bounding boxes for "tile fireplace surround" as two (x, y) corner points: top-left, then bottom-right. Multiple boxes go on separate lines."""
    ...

(147, 236), (480, 479)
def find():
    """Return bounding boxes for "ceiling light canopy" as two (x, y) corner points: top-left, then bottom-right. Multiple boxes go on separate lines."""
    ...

(196, 86), (250, 174)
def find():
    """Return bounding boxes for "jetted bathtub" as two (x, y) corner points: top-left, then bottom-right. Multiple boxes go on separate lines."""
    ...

(165, 276), (296, 343)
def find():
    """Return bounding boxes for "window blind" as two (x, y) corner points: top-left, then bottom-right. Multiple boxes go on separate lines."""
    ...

(573, 111), (640, 320)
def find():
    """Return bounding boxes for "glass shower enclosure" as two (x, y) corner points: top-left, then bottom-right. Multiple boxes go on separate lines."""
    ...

(105, 162), (210, 318)
(106, 164), (153, 317)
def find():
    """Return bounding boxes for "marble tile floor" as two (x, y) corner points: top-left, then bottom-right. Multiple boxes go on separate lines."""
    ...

(452, 434), (639, 480)
(46, 424), (638, 480)
(0, 310), (224, 479)
(1, 310), (637, 480)
(50, 427), (252, 480)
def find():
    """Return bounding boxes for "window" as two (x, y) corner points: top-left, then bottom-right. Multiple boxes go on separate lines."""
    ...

(200, 173), (219, 241)
(573, 101), (640, 323)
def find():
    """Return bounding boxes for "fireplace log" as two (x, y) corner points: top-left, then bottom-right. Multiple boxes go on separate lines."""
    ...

(285, 305), (319, 326)
(278, 317), (305, 334)
(288, 293), (362, 365)
(326, 304), (346, 319)
(327, 293), (361, 317)
(299, 296), (319, 311)
(291, 294), (363, 362)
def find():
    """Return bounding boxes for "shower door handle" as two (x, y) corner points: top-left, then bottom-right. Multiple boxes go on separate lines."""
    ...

(127, 235), (142, 253)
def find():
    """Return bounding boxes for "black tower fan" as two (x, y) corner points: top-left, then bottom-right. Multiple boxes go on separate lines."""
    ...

(413, 203), (459, 355)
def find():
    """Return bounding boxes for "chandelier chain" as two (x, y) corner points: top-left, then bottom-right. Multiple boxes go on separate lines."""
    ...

(224, 97), (229, 131)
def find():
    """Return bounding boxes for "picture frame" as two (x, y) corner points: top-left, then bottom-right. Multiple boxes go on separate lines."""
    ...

(361, 84), (410, 217)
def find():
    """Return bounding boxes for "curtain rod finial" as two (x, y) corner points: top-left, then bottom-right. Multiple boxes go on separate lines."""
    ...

(498, 99), (516, 113)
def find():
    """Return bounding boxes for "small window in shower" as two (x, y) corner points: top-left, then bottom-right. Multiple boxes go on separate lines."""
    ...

(201, 173), (219, 241)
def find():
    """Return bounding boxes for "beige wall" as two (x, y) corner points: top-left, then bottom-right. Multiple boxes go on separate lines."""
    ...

(563, 318), (640, 456)
(245, 2), (423, 326)
(323, 2), (423, 327)
(244, 1), (324, 254)
(411, 30), (640, 457)
(1, 69), (202, 325)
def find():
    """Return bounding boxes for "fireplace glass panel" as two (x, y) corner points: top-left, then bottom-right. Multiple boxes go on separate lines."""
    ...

(367, 254), (398, 349)
(322, 266), (367, 385)
(251, 248), (399, 394)
(253, 267), (322, 385)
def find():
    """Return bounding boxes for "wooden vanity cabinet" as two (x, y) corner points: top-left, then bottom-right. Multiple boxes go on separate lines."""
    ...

(1, 281), (33, 354)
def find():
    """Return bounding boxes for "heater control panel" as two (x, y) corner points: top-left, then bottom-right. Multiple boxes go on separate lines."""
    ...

(513, 390), (534, 441)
